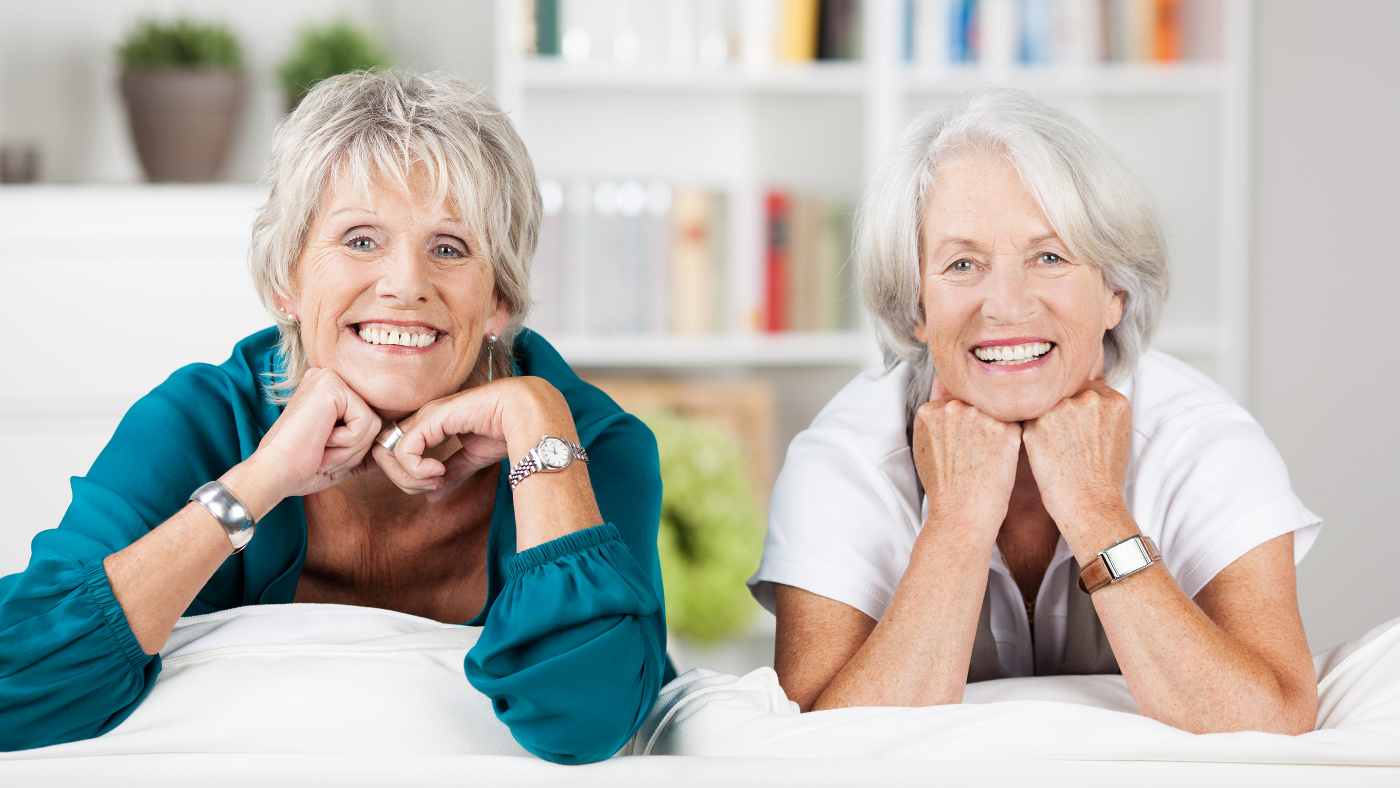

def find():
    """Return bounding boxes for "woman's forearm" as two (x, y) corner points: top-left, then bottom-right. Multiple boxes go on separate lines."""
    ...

(1069, 510), (1316, 734)
(500, 382), (604, 552)
(102, 458), (287, 654)
(813, 523), (997, 710)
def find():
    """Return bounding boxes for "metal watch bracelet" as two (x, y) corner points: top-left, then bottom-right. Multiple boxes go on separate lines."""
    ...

(508, 436), (589, 490)
(189, 481), (257, 554)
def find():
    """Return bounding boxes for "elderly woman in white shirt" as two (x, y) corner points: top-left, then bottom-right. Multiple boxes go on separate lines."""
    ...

(749, 90), (1321, 734)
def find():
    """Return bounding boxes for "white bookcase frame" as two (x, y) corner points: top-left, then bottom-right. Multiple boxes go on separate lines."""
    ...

(497, 0), (1253, 401)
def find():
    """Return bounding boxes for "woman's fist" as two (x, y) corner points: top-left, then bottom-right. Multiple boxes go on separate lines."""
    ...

(248, 367), (382, 500)
(1021, 379), (1133, 531)
(913, 377), (1023, 540)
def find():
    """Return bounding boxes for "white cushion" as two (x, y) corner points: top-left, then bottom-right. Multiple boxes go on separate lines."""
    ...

(634, 616), (1400, 765)
(10, 603), (530, 758)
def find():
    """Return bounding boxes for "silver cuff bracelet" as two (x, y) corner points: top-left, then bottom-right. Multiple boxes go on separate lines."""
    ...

(190, 481), (257, 554)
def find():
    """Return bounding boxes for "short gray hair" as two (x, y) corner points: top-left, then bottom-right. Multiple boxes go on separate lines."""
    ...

(855, 89), (1168, 417)
(249, 70), (540, 401)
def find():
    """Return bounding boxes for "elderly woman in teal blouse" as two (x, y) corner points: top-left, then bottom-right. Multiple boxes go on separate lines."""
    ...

(0, 71), (669, 763)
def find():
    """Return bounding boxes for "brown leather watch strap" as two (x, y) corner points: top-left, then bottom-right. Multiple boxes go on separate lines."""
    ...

(1077, 535), (1161, 594)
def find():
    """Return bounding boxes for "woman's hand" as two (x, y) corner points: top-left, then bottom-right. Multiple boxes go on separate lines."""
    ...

(913, 377), (1023, 541)
(244, 367), (382, 505)
(1020, 379), (1133, 538)
(372, 376), (564, 503)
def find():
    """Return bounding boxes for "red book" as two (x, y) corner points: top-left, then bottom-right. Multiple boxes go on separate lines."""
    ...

(765, 190), (790, 332)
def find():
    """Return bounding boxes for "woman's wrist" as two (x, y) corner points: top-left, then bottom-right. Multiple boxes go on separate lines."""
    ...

(1057, 500), (1138, 567)
(218, 458), (289, 523)
(500, 378), (578, 463)
(922, 502), (1002, 552)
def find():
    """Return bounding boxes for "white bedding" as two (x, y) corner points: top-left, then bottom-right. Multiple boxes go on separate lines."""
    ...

(3, 604), (1398, 787)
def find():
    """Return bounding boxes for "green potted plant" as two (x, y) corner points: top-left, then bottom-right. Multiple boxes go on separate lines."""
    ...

(118, 19), (245, 183)
(645, 412), (765, 646)
(278, 21), (391, 110)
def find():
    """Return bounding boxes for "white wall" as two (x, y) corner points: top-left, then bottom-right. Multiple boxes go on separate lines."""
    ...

(1253, 0), (1400, 651)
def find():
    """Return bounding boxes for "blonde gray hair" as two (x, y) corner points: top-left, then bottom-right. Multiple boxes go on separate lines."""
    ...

(249, 70), (540, 401)
(855, 89), (1169, 417)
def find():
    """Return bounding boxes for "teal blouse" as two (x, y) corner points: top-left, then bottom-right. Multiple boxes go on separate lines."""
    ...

(0, 327), (672, 764)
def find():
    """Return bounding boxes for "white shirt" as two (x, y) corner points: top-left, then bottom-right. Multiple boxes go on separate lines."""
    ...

(748, 350), (1321, 677)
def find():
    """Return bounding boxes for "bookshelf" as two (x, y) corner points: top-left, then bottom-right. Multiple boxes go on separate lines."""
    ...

(493, 0), (1255, 404)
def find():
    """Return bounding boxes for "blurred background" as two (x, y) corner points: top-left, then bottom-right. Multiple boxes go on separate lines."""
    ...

(0, 0), (1396, 675)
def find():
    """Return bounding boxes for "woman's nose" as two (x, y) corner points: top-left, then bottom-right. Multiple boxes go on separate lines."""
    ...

(980, 262), (1038, 326)
(375, 245), (432, 306)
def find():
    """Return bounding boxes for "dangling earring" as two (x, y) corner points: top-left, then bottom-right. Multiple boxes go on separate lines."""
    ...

(486, 333), (498, 383)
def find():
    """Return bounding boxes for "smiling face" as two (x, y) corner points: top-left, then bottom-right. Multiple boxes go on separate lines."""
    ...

(915, 154), (1123, 422)
(278, 169), (509, 421)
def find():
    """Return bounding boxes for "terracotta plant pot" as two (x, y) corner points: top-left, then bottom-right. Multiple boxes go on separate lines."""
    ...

(120, 68), (245, 182)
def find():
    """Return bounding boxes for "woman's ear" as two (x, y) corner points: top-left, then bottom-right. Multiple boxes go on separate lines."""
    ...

(913, 321), (929, 343)
(1105, 291), (1124, 331)
(274, 292), (299, 322)
(485, 294), (511, 338)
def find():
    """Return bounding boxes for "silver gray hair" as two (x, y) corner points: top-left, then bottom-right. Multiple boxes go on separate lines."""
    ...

(249, 70), (540, 402)
(855, 89), (1169, 417)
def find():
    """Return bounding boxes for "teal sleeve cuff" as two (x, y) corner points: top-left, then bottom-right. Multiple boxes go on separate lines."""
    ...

(82, 558), (152, 670)
(505, 523), (622, 580)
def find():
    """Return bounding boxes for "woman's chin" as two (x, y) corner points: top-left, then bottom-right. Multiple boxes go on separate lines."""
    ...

(966, 396), (1058, 424)
(352, 386), (437, 420)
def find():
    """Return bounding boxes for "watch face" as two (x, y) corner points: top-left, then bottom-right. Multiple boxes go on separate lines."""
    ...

(538, 437), (572, 469)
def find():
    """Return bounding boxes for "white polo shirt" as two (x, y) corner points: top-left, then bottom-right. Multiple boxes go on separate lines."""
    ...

(748, 350), (1322, 677)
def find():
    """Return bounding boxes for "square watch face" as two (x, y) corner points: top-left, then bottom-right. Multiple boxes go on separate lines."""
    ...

(538, 437), (572, 469)
(1102, 538), (1152, 578)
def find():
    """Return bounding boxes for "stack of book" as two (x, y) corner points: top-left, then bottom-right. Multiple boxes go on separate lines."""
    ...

(763, 189), (856, 333)
(521, 0), (863, 67)
(528, 179), (855, 337)
(904, 0), (1189, 68)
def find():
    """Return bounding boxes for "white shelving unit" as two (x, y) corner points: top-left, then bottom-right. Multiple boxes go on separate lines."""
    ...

(493, 0), (1254, 404)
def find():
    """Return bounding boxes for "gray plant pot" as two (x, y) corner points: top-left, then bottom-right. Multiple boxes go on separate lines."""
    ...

(120, 68), (246, 182)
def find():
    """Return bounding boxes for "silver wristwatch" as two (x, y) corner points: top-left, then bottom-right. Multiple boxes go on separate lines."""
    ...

(190, 481), (257, 553)
(508, 435), (589, 490)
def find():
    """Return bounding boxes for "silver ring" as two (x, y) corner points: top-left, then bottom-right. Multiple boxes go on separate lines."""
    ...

(376, 422), (404, 455)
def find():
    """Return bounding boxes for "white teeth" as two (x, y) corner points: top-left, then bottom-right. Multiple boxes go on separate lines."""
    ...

(356, 326), (438, 347)
(974, 341), (1053, 365)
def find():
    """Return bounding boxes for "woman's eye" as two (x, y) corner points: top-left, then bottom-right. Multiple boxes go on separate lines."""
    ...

(435, 244), (465, 258)
(950, 259), (975, 273)
(1038, 252), (1063, 264)
(348, 236), (375, 251)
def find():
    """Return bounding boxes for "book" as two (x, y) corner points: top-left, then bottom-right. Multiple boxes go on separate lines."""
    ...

(645, 182), (674, 334)
(534, 0), (560, 56)
(786, 194), (818, 331)
(530, 179), (566, 334)
(1151, 0), (1180, 61)
(764, 190), (790, 332)
(588, 180), (621, 334)
(529, 179), (849, 337)
(1020, 0), (1053, 64)
(672, 189), (719, 334)
(818, 0), (861, 61)
(978, 0), (1019, 68)
(563, 180), (593, 333)
(695, 0), (732, 67)
(615, 180), (649, 333)
(913, 0), (951, 68)
(1052, 0), (1102, 66)
(950, 0), (978, 63)
(780, 0), (821, 62)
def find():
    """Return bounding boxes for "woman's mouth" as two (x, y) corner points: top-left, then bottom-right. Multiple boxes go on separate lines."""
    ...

(972, 341), (1054, 366)
(352, 322), (441, 348)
